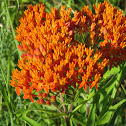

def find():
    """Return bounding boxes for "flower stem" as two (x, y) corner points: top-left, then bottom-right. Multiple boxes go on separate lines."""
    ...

(65, 117), (70, 126)
(68, 104), (73, 113)
(59, 92), (70, 126)
(86, 85), (90, 118)
(59, 92), (66, 113)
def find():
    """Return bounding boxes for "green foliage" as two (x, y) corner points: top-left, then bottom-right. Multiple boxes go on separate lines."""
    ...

(0, 0), (126, 126)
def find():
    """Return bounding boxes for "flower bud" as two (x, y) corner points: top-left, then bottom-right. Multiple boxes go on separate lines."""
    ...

(22, 45), (28, 52)
(39, 44), (44, 52)
(42, 93), (47, 98)
(69, 30), (73, 36)
(33, 54), (37, 60)
(51, 95), (56, 102)
(38, 93), (43, 98)
(36, 55), (41, 61)
(17, 45), (23, 51)
(65, 22), (70, 28)
(103, 27), (107, 35)
(42, 48), (46, 56)
(26, 35), (31, 45)
(27, 53), (33, 59)
(21, 54), (26, 58)
(55, 22), (59, 28)
(37, 99), (40, 104)
(46, 101), (51, 105)
(26, 39), (31, 45)
(39, 44), (46, 56)
(40, 99), (45, 104)
(69, 30), (74, 39)
(31, 65), (36, 69)
(34, 48), (41, 55)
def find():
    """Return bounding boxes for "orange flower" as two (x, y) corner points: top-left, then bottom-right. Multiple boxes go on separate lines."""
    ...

(10, 1), (126, 104)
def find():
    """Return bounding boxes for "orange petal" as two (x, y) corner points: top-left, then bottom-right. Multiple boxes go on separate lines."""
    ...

(15, 87), (20, 95)
(23, 95), (28, 99)
(78, 82), (83, 89)
(45, 86), (49, 94)
(90, 81), (96, 89)
(95, 83), (98, 90)
(29, 96), (34, 103)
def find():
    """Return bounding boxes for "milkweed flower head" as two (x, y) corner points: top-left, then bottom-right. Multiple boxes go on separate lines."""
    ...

(10, 1), (126, 104)
(72, 1), (126, 69)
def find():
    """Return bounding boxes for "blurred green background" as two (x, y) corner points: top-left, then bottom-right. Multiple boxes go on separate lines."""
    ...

(0, 0), (126, 126)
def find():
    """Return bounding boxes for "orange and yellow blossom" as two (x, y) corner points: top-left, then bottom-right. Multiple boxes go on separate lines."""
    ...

(10, 1), (125, 104)
(72, 1), (126, 69)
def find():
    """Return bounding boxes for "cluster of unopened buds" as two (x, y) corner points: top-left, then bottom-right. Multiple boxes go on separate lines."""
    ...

(10, 0), (126, 105)
(37, 93), (56, 105)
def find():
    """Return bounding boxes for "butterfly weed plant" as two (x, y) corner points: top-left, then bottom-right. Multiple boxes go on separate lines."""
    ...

(1, 0), (126, 125)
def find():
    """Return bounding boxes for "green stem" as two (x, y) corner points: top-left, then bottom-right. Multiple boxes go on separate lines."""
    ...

(59, 92), (66, 113)
(86, 85), (90, 118)
(59, 93), (70, 126)
(68, 104), (73, 113)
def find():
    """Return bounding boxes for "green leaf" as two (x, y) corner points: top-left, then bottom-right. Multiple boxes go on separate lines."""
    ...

(43, 113), (67, 119)
(102, 66), (120, 80)
(99, 64), (126, 104)
(71, 64), (126, 118)
(42, 104), (58, 111)
(99, 74), (119, 103)
(121, 84), (126, 95)
(15, 108), (58, 117)
(20, 115), (42, 126)
(70, 119), (73, 126)
(16, 108), (67, 119)
(71, 89), (96, 116)
(61, 117), (67, 126)
(4, 0), (22, 58)
(87, 103), (96, 126)
(97, 99), (126, 125)
(72, 117), (86, 126)
(0, 65), (14, 126)
(72, 119), (78, 126)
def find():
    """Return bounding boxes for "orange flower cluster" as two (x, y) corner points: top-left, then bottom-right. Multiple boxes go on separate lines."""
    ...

(72, 1), (126, 69)
(10, 1), (126, 104)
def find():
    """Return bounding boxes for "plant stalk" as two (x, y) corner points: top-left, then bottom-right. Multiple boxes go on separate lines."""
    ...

(59, 92), (66, 113)
(86, 85), (90, 118)
(59, 92), (70, 126)
(68, 104), (73, 113)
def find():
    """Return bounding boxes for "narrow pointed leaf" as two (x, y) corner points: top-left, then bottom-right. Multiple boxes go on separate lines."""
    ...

(20, 115), (42, 126)
(97, 99), (126, 125)
(87, 103), (96, 126)
(71, 90), (96, 115)
(15, 108), (58, 117)
(61, 117), (67, 126)
(43, 113), (67, 119)
(72, 117), (86, 126)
